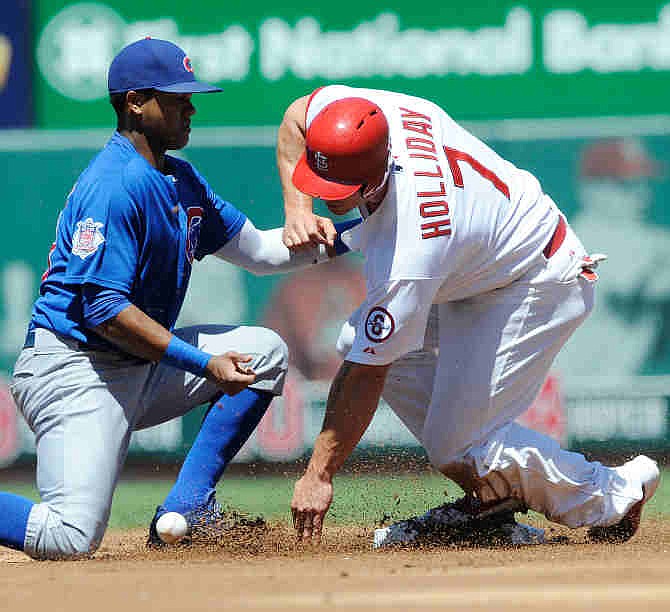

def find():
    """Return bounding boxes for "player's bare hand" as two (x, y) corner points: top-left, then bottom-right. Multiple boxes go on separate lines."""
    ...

(316, 215), (337, 248)
(290, 472), (333, 543)
(283, 211), (336, 250)
(205, 352), (256, 396)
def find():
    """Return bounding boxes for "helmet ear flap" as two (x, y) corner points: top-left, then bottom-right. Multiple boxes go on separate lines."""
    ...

(361, 148), (393, 201)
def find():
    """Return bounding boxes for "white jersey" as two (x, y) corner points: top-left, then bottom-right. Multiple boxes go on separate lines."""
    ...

(307, 89), (648, 537)
(306, 85), (560, 365)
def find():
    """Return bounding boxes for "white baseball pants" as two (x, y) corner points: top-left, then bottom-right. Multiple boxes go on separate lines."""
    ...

(343, 220), (646, 528)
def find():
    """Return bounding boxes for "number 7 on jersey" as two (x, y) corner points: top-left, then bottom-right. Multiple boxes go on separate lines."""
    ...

(443, 146), (510, 200)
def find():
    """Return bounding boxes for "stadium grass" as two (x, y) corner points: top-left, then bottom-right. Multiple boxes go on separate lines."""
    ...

(2, 469), (669, 529)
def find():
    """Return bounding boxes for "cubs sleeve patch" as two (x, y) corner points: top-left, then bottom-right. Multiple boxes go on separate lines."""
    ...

(72, 218), (105, 260)
(365, 307), (395, 343)
(186, 206), (203, 263)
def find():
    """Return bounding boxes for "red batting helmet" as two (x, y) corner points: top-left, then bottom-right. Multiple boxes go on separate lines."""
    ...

(292, 97), (390, 200)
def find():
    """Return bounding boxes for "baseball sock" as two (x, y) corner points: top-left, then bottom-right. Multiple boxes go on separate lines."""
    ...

(159, 388), (274, 516)
(0, 492), (34, 551)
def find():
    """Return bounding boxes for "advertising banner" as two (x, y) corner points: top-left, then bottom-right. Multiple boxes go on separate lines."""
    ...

(1, 0), (33, 128)
(33, 1), (670, 127)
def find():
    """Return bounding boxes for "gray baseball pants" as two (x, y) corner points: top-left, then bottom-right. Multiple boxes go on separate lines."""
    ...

(10, 324), (287, 560)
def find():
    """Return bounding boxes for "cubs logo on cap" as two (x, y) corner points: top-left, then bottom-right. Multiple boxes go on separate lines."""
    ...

(108, 38), (222, 94)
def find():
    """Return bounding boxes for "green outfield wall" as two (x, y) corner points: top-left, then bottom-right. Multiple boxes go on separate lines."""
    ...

(1, 116), (670, 466)
(33, 1), (670, 127)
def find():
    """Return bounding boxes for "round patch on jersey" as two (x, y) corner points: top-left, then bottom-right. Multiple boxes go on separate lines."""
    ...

(364, 307), (395, 343)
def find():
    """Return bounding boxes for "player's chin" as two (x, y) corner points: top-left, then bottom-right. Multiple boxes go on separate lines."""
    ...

(326, 202), (352, 215)
(168, 131), (190, 150)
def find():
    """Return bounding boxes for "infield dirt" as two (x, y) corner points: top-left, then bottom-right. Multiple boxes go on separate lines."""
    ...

(1, 516), (669, 611)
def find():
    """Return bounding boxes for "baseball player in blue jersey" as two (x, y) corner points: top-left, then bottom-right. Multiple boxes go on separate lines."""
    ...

(0, 38), (340, 560)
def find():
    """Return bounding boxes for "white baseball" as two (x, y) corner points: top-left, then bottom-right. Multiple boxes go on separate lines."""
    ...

(155, 512), (189, 544)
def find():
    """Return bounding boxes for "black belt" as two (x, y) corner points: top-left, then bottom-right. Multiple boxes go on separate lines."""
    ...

(22, 328), (144, 362)
(23, 329), (94, 351)
(23, 329), (35, 349)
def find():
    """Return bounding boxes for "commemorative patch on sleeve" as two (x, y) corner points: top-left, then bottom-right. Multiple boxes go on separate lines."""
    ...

(72, 218), (105, 260)
(364, 307), (395, 343)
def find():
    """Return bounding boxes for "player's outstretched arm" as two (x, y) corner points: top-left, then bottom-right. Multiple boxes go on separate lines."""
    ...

(277, 95), (336, 250)
(291, 360), (390, 542)
(214, 218), (361, 276)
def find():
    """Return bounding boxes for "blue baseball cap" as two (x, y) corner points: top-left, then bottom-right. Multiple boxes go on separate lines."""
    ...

(108, 38), (222, 94)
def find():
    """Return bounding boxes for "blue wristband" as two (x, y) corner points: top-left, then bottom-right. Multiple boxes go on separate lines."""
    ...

(161, 336), (212, 376)
(334, 218), (362, 255)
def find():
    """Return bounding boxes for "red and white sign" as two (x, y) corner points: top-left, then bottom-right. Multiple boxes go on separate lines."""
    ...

(517, 374), (566, 444)
(255, 371), (305, 461)
(0, 380), (20, 467)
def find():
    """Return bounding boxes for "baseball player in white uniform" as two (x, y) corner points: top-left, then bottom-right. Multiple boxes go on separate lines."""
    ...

(280, 85), (660, 546)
